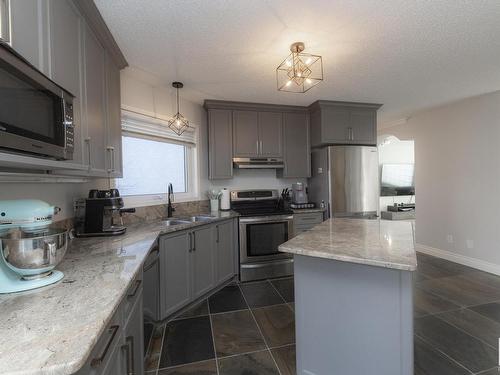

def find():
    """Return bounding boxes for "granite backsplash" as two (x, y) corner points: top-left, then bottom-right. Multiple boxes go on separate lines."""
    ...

(52, 200), (211, 229)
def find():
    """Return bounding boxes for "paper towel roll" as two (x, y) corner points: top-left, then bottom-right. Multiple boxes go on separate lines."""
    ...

(220, 188), (230, 210)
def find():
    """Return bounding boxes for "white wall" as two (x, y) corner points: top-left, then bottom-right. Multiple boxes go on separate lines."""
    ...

(0, 180), (108, 220)
(121, 67), (306, 201)
(379, 90), (500, 270)
(378, 135), (415, 209)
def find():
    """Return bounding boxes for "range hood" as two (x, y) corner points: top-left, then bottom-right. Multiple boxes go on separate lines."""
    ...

(233, 157), (284, 169)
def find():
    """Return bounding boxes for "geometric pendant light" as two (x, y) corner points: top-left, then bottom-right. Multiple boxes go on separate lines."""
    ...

(276, 42), (323, 93)
(168, 82), (192, 135)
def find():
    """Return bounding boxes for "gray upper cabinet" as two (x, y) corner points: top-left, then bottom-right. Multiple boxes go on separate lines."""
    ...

(0, 0), (127, 175)
(258, 112), (283, 157)
(49, 0), (85, 166)
(309, 101), (382, 147)
(281, 112), (310, 178)
(105, 53), (123, 178)
(83, 23), (107, 175)
(233, 110), (283, 158)
(233, 110), (259, 157)
(160, 232), (191, 318)
(349, 109), (377, 144)
(191, 226), (215, 299)
(9, 0), (47, 73)
(208, 109), (233, 179)
(215, 220), (234, 284)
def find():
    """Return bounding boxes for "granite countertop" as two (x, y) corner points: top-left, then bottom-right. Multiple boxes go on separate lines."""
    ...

(0, 211), (238, 375)
(279, 218), (417, 271)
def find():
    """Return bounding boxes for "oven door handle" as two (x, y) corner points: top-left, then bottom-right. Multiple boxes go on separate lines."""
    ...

(239, 215), (294, 224)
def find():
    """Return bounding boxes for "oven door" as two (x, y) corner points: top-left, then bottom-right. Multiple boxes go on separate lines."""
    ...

(0, 43), (70, 159)
(239, 215), (294, 263)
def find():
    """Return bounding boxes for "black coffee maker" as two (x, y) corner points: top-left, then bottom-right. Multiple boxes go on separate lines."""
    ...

(75, 189), (135, 237)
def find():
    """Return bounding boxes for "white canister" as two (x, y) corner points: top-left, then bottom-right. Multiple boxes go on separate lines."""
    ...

(220, 188), (230, 211)
(210, 198), (219, 212)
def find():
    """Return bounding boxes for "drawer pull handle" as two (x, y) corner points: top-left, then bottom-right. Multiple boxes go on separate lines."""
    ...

(90, 325), (120, 368)
(122, 336), (135, 374)
(127, 280), (142, 299)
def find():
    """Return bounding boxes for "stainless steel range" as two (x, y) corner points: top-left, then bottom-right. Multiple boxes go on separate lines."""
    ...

(231, 189), (294, 282)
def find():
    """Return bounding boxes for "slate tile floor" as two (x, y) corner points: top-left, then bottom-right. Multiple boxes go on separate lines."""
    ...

(145, 254), (500, 374)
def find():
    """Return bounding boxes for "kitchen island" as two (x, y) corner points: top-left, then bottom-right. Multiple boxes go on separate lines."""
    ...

(279, 218), (416, 375)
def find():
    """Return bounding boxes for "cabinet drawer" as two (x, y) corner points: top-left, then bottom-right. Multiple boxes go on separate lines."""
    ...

(294, 213), (324, 226)
(76, 305), (124, 374)
(122, 271), (143, 323)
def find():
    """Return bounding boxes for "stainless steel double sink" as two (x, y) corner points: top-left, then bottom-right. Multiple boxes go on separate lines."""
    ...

(162, 215), (216, 227)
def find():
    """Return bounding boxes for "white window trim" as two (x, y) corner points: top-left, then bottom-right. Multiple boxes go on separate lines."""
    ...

(115, 110), (201, 208)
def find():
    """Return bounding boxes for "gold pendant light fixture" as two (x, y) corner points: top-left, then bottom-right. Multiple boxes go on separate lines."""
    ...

(168, 82), (191, 135)
(276, 42), (323, 93)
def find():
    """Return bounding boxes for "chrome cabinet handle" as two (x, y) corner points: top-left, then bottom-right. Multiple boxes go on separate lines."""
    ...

(216, 226), (219, 243)
(350, 127), (354, 140)
(192, 232), (196, 252)
(85, 137), (92, 170)
(106, 146), (115, 173)
(90, 325), (120, 368)
(0, 0), (10, 43)
(256, 140), (259, 154)
(127, 279), (142, 299)
(123, 336), (135, 375)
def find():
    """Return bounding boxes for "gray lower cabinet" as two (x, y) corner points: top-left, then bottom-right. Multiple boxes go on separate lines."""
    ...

(293, 212), (324, 235)
(215, 220), (234, 283)
(309, 101), (382, 147)
(160, 232), (191, 318)
(191, 225), (215, 299)
(123, 293), (144, 375)
(75, 273), (144, 375)
(208, 109), (233, 179)
(159, 219), (237, 320)
(281, 112), (310, 178)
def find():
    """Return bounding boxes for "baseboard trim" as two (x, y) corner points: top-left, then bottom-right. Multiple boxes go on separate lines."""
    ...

(416, 244), (500, 276)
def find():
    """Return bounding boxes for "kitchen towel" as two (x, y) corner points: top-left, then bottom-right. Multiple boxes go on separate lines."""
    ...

(220, 188), (230, 210)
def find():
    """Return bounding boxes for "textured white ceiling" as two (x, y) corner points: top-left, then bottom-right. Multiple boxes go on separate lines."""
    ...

(95, 0), (500, 126)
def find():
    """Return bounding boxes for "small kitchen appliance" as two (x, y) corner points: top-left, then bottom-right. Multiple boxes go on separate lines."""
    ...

(230, 189), (294, 282)
(75, 189), (135, 237)
(291, 182), (308, 204)
(0, 199), (68, 294)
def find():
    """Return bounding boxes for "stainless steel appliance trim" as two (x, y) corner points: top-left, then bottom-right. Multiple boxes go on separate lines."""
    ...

(239, 214), (294, 264)
(230, 189), (279, 202)
(240, 258), (293, 268)
(233, 157), (284, 169)
(0, 44), (75, 160)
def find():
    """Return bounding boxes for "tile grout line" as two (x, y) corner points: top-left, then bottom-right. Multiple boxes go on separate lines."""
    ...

(431, 311), (500, 352)
(237, 283), (283, 375)
(207, 300), (221, 375)
(415, 333), (475, 375)
(267, 278), (294, 313)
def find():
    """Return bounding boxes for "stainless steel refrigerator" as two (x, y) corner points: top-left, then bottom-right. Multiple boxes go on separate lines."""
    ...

(309, 145), (379, 218)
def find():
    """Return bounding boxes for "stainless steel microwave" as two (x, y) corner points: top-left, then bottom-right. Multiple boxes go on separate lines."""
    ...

(0, 42), (74, 160)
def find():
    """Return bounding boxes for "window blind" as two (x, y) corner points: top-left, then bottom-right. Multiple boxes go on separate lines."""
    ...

(121, 109), (196, 146)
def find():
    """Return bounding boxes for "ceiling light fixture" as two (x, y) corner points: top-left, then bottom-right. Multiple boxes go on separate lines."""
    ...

(168, 82), (191, 135)
(276, 42), (323, 93)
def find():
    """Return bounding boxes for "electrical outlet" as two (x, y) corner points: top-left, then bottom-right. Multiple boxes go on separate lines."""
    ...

(446, 235), (454, 244)
(466, 239), (474, 249)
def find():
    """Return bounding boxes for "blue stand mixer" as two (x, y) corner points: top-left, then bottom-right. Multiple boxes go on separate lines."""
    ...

(0, 200), (68, 294)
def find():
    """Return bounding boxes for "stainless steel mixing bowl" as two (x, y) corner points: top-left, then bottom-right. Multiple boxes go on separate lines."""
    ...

(0, 228), (68, 278)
